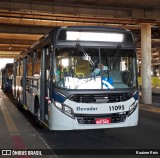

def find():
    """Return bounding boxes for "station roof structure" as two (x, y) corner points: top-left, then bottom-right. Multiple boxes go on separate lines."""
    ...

(0, 0), (160, 65)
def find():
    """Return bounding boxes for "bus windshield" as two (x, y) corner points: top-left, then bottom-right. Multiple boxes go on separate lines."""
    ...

(54, 46), (137, 89)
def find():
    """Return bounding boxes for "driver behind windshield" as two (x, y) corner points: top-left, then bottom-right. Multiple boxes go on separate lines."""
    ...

(91, 63), (108, 77)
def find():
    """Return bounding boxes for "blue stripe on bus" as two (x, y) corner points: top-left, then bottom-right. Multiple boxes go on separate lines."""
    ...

(133, 91), (139, 101)
(52, 91), (66, 103)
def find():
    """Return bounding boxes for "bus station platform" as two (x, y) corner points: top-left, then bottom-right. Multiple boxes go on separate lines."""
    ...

(0, 89), (56, 158)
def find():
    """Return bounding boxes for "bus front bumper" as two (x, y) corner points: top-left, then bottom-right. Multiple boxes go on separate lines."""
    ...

(48, 103), (138, 131)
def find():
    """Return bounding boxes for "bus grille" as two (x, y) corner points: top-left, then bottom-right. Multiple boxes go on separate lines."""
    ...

(75, 113), (128, 124)
(69, 93), (131, 103)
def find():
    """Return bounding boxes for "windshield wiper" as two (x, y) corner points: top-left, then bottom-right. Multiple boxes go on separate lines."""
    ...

(76, 43), (95, 66)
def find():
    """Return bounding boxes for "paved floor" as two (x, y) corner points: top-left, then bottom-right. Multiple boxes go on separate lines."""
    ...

(0, 90), (56, 158)
(36, 102), (160, 158)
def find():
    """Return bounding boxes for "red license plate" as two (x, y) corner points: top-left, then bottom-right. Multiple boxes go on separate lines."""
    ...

(95, 118), (111, 124)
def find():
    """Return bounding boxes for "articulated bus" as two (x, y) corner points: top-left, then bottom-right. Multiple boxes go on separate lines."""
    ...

(12, 26), (138, 130)
(1, 63), (13, 92)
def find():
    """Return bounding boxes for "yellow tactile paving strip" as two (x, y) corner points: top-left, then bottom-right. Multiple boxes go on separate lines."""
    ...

(0, 91), (56, 158)
(0, 99), (19, 134)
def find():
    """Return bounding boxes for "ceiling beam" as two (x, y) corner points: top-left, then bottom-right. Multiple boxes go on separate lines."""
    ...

(0, 54), (17, 58)
(0, 24), (52, 34)
(0, 51), (20, 54)
(0, 1), (160, 22)
(0, 33), (41, 40)
(0, 46), (27, 51)
(0, 38), (36, 45)
(0, 50), (20, 58)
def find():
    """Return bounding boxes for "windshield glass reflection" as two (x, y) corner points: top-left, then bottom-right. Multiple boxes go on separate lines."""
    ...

(53, 46), (136, 89)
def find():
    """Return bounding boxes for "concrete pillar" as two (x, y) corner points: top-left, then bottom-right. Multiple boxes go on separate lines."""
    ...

(141, 23), (152, 104)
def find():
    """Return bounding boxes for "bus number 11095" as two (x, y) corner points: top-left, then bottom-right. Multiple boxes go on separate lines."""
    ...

(109, 105), (125, 111)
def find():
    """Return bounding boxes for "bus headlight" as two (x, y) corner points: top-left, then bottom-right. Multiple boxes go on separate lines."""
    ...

(129, 101), (138, 115)
(64, 105), (74, 118)
(55, 101), (63, 110)
(54, 101), (74, 118)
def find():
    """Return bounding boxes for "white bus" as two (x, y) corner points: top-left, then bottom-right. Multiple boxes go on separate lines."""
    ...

(12, 26), (139, 130)
(1, 63), (13, 92)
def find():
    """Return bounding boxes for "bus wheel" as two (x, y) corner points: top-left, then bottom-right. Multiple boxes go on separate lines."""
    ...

(34, 98), (43, 128)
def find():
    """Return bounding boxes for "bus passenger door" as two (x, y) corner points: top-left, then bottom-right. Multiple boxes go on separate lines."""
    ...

(45, 47), (53, 124)
(40, 46), (52, 125)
